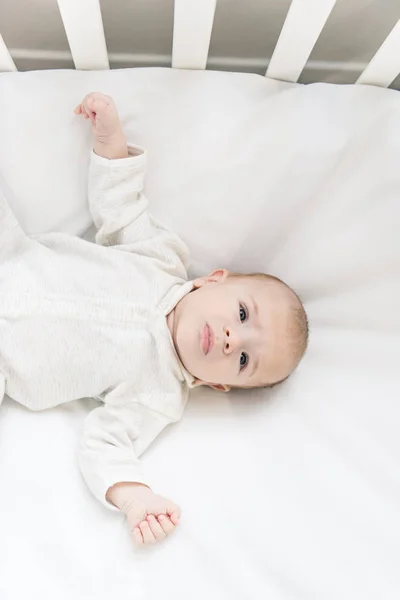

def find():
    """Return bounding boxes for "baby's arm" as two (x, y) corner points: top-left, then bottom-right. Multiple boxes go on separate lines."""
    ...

(75, 93), (189, 277)
(76, 92), (148, 247)
(79, 389), (181, 546)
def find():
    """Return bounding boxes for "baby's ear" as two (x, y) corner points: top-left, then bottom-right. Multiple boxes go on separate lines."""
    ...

(193, 269), (229, 289)
(208, 383), (231, 393)
(193, 379), (230, 392)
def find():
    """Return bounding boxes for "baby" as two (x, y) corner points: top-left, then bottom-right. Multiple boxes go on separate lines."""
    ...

(0, 93), (308, 546)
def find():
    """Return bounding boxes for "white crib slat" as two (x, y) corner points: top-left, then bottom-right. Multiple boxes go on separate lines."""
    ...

(56, 0), (109, 70)
(0, 35), (17, 72)
(356, 19), (400, 87)
(266, 0), (338, 82)
(172, 0), (217, 69)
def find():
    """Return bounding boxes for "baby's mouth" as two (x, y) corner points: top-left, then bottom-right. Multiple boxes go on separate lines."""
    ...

(201, 324), (214, 355)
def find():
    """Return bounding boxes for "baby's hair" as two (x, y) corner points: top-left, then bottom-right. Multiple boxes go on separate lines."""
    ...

(229, 271), (309, 389)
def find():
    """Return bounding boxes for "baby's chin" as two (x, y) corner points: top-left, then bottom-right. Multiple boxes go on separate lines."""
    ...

(174, 337), (196, 375)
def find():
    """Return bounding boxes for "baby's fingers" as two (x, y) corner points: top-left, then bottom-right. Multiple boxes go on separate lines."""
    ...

(139, 520), (156, 544)
(169, 506), (181, 526)
(133, 527), (144, 546)
(146, 515), (167, 541)
(157, 514), (176, 535)
(75, 96), (95, 120)
(83, 98), (96, 122)
(74, 103), (91, 120)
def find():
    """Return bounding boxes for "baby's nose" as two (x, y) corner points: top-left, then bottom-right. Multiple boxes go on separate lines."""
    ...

(223, 326), (239, 355)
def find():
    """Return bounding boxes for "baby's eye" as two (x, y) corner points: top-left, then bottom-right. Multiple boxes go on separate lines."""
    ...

(240, 352), (249, 370)
(239, 304), (248, 323)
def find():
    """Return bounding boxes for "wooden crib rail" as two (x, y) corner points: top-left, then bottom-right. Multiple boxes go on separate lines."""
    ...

(1, 0), (400, 89)
(57, 0), (109, 70)
(266, 0), (337, 83)
(356, 18), (400, 87)
(0, 34), (16, 72)
(172, 0), (217, 70)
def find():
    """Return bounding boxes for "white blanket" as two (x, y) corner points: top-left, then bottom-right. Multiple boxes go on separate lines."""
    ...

(0, 67), (399, 600)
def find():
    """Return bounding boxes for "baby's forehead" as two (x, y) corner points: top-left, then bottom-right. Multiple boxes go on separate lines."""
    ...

(232, 275), (292, 303)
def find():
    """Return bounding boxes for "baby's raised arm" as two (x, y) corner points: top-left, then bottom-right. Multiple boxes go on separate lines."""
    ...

(75, 92), (189, 278)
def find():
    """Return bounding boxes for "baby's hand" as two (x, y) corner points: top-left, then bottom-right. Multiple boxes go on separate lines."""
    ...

(74, 92), (128, 159)
(74, 92), (121, 141)
(107, 482), (181, 546)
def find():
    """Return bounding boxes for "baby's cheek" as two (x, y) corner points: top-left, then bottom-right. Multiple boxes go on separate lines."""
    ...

(208, 357), (230, 384)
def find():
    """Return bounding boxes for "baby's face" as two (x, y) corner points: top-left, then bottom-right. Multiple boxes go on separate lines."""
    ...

(168, 271), (298, 390)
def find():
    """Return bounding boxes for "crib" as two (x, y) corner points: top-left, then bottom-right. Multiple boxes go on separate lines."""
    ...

(1, 2), (400, 600)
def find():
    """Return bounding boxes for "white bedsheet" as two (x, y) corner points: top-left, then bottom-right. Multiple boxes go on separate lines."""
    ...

(0, 67), (399, 600)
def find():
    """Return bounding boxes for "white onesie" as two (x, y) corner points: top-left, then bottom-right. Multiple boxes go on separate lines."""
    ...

(0, 145), (194, 507)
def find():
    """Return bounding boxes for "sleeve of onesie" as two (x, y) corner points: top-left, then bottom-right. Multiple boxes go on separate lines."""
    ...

(78, 386), (179, 509)
(88, 144), (190, 274)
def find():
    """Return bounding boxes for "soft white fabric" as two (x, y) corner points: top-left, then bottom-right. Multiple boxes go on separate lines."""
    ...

(0, 67), (399, 600)
(0, 144), (193, 507)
